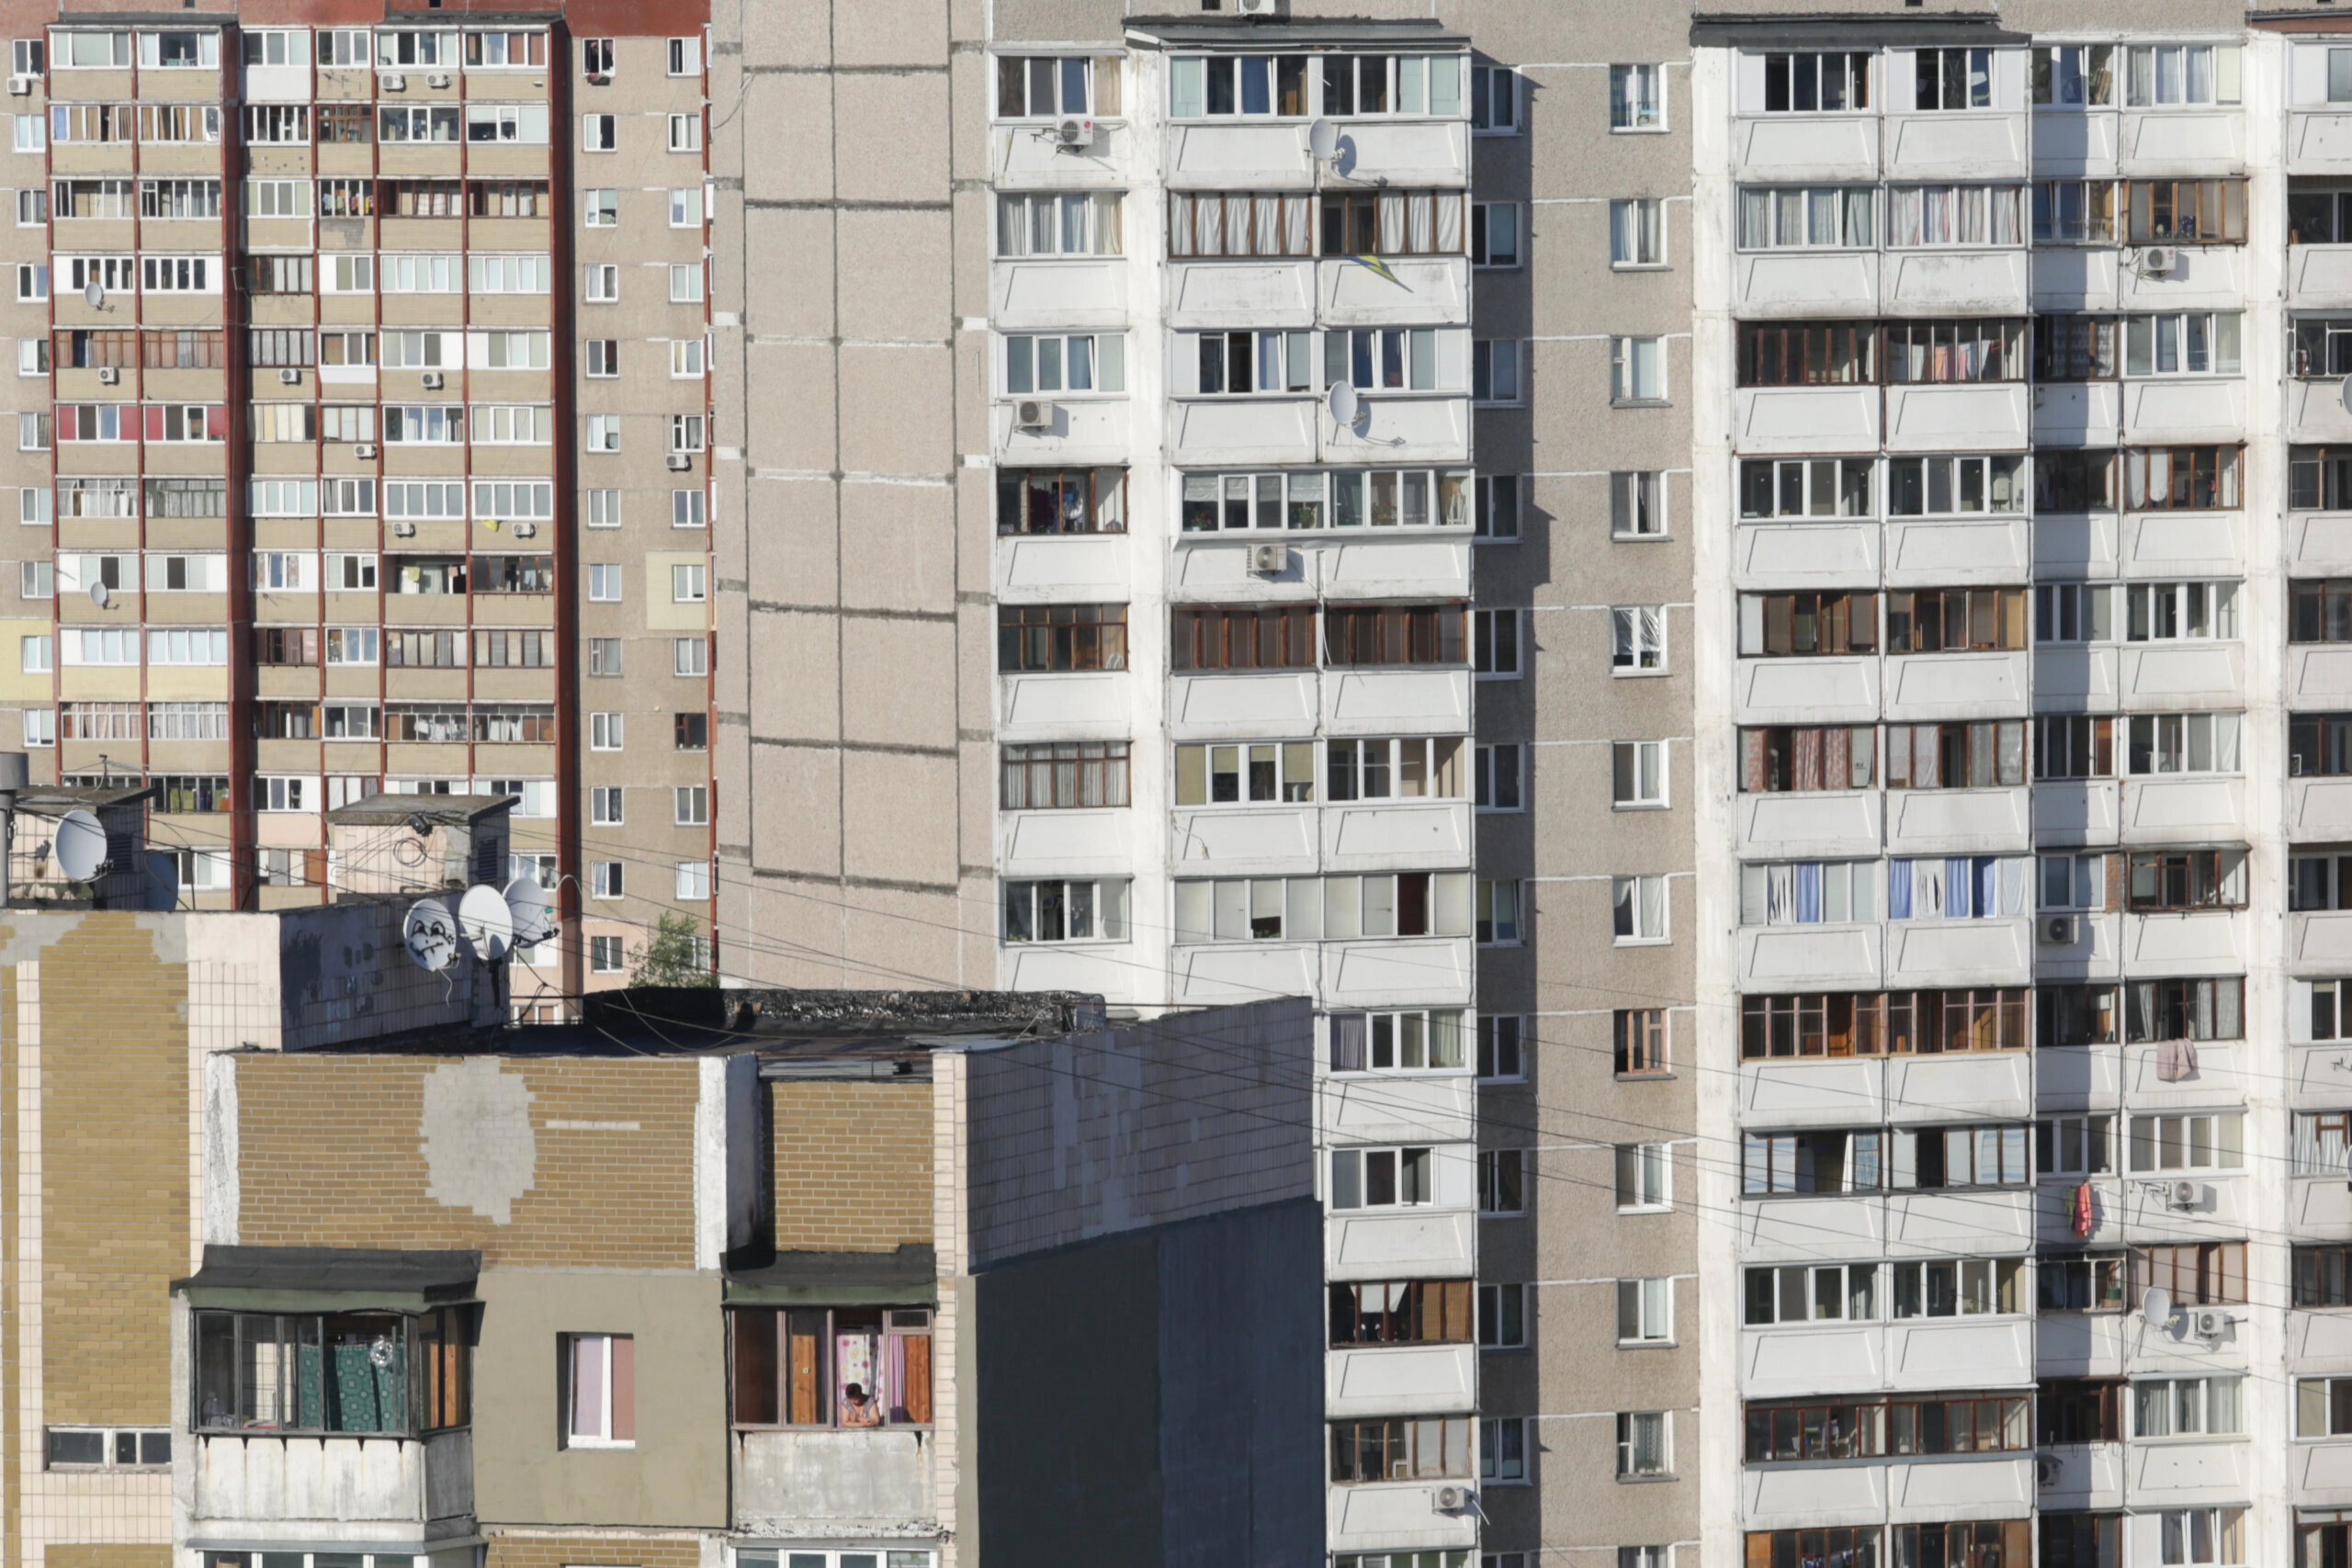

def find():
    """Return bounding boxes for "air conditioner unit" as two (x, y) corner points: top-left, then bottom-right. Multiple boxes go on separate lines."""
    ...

(382, 73), (406, 92)
(6, 76), (31, 96)
(95, 366), (117, 386)
(2140, 246), (2177, 276)
(2193, 1309), (2228, 1340)
(277, 367), (300, 385)
(354, 443), (378, 458)
(1248, 542), (1287, 576)
(1236, 0), (1281, 13)
(426, 73), (451, 88)
(1013, 399), (1055, 431)
(2168, 1179), (2202, 1211)
(665, 452), (693, 471)
(1432, 1485), (1470, 1514)
(391, 520), (416, 537)
(2041, 914), (2078, 945)
(2035, 1456), (2063, 1488)
(1055, 115), (1096, 149)
(419, 370), (444, 389)
(512, 521), (536, 537)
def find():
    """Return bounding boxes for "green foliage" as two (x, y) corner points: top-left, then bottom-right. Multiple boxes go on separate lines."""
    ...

(630, 912), (716, 987)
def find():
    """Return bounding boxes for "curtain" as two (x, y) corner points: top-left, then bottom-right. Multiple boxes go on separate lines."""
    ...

(1888, 858), (1913, 920)
(1993, 186), (2020, 245)
(1197, 195), (1222, 255)
(1640, 606), (1664, 660)
(1283, 194), (1311, 254)
(1227, 194), (1252, 254)
(1826, 725), (1852, 787)
(1742, 729), (1768, 793)
(1408, 191), (1432, 254)
(1795, 862), (1823, 924)
(1976, 856), (1999, 918)
(1642, 875), (1665, 937)
(1914, 725), (1940, 788)
(1793, 728), (1823, 790)
(1379, 192), (1405, 254)
(1891, 186), (1923, 247)
(1255, 194), (1281, 256)
(1914, 860), (1947, 919)
(1330, 1013), (1367, 1070)
(835, 1332), (877, 1414)
(1767, 863), (1794, 925)
(1739, 187), (1770, 248)
(1435, 192), (1462, 253)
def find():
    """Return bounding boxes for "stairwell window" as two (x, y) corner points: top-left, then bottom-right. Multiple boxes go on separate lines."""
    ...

(562, 1334), (634, 1448)
(1478, 1150), (1524, 1215)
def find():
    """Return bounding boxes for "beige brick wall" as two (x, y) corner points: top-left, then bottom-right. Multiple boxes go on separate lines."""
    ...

(39, 919), (190, 1427)
(49, 1544), (172, 1568)
(771, 1081), (931, 1252)
(235, 1056), (701, 1269)
(487, 1534), (702, 1568)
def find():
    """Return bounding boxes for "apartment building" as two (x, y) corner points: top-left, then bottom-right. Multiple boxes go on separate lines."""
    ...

(0, 6), (718, 1000)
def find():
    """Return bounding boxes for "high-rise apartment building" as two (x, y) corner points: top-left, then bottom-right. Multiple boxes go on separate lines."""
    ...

(0, 5), (718, 1003)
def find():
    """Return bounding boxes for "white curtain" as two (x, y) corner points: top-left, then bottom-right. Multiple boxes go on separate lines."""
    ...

(1435, 192), (1462, 254)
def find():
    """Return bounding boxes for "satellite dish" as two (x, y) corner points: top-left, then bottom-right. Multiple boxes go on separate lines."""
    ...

(2338, 374), (2352, 418)
(1306, 118), (1339, 162)
(402, 897), (458, 972)
(503, 874), (557, 947)
(51, 809), (105, 882)
(141, 849), (179, 912)
(2141, 1285), (2174, 1331)
(82, 280), (101, 310)
(88, 581), (108, 609)
(458, 883), (514, 962)
(1328, 378), (1359, 426)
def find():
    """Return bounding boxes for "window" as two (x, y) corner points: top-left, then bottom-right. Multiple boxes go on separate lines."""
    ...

(195, 1309), (469, 1434)
(1317, 325), (1436, 392)
(1006, 333), (1125, 394)
(584, 188), (618, 228)
(1002, 741), (1129, 809)
(1479, 1016), (1525, 1081)
(585, 341), (619, 378)
(1328, 1146), (1433, 1211)
(1471, 610), (1521, 677)
(2140, 1242), (2247, 1306)
(1913, 47), (1993, 110)
(2041, 856), (2112, 913)
(1331, 1280), (1474, 1347)
(1602, 198), (1667, 268)
(668, 264), (705, 304)
(1317, 191), (1468, 258)
(672, 491), (705, 529)
(1886, 721), (2028, 788)
(2297, 1245), (2352, 1306)
(1312, 52), (1463, 118)
(2124, 978), (2244, 1043)
(1737, 592), (1878, 656)
(2126, 313), (2243, 376)
(1477, 476), (1522, 540)
(1611, 63), (1663, 129)
(1612, 604), (1668, 671)
(999, 55), (1113, 118)
(1165, 51), (1311, 118)
(1172, 740), (1316, 806)
(667, 36), (700, 75)
(1478, 1150), (1524, 1215)
(2126, 1112), (2244, 1172)
(2033, 44), (2116, 107)
(590, 788), (626, 829)
(999, 604), (1126, 671)
(2124, 44), (2241, 107)
(1001, 878), (1129, 942)
(2041, 1255), (2127, 1313)
(1610, 336), (1663, 402)
(673, 638), (707, 677)
(584, 263), (618, 302)
(1737, 186), (1876, 249)
(673, 786), (710, 828)
(1329, 1416), (1470, 1483)
(13, 189), (40, 227)
(729, 1306), (933, 1428)
(1745, 1393), (2028, 1461)
(589, 936), (625, 974)
(581, 38), (613, 76)
(672, 563), (707, 604)
(1322, 604), (1465, 666)
(562, 1333), (633, 1447)
(1616, 1010), (1668, 1076)
(20, 633), (51, 672)
(591, 862), (624, 899)
(1894, 185), (2026, 247)
(16, 264), (44, 301)
(998, 468), (1128, 536)
(667, 112), (702, 152)
(1481, 879), (1525, 944)
(1176, 873), (1471, 942)
(2126, 849), (2245, 912)
(10, 39), (39, 74)
(669, 188), (704, 229)
(1609, 740), (1666, 807)
(581, 113), (616, 152)
(1615, 1142), (1669, 1210)
(1619, 1278), (1672, 1344)
(1617, 1412), (1669, 1477)
(1886, 454), (2025, 517)
(1742, 1261), (1882, 1324)
(12, 115), (39, 152)
(1885, 587), (2027, 652)
(2124, 179), (2247, 243)
(589, 714), (623, 753)
(1328, 1010), (1465, 1071)
(1739, 321), (1873, 386)
(42, 1428), (170, 1472)
(1001, 190), (1127, 257)
(586, 564), (621, 604)
(1324, 737), (1464, 801)
(1884, 318), (2025, 382)
(669, 414), (707, 455)
(2135, 1379), (2243, 1438)
(1482, 1416), (1528, 1483)
(1480, 1283), (1526, 1348)
(1738, 727), (1878, 793)
(1472, 743), (1522, 811)
(1472, 202), (1521, 266)
(1759, 51), (1872, 112)
(1472, 63), (1520, 131)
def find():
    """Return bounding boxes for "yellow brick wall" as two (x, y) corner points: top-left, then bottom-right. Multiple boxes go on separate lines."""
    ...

(49, 1545), (172, 1568)
(770, 1081), (932, 1252)
(39, 919), (190, 1426)
(235, 1056), (701, 1268)
(487, 1535), (702, 1568)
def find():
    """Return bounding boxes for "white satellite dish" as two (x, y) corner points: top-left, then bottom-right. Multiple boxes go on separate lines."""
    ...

(458, 883), (514, 962)
(88, 581), (108, 609)
(402, 897), (458, 972)
(1328, 378), (1359, 427)
(503, 874), (557, 947)
(1306, 118), (1339, 162)
(51, 809), (105, 882)
(2141, 1285), (2174, 1332)
(82, 280), (101, 310)
(2338, 374), (2352, 418)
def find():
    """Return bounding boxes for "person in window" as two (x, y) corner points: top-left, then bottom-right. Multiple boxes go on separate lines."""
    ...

(840, 1382), (882, 1427)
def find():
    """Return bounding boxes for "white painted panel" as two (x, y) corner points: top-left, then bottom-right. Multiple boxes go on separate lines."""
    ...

(2127, 1440), (2245, 1504)
(244, 62), (311, 102)
(1171, 942), (1317, 1006)
(1738, 790), (1883, 862)
(1885, 919), (2031, 988)
(2296, 911), (2352, 974)
(2035, 1178), (2123, 1248)
(1169, 672), (1318, 737)
(2117, 1171), (2240, 1239)
(2294, 514), (2352, 576)
(2034, 246), (2121, 311)
(1736, 252), (1880, 318)
(191, 1433), (426, 1530)
(1885, 519), (2029, 583)
(1325, 802), (1469, 867)
(1887, 1320), (2032, 1390)
(2120, 777), (2244, 845)
(2034, 781), (2120, 847)
(1883, 383), (2030, 453)
(2299, 1180), (2352, 1235)
(1735, 115), (1881, 181)
(2299, 1440), (2352, 1506)
(1170, 397), (1318, 467)
(2034, 646), (2119, 711)
(2296, 112), (2352, 173)
(1327, 1482), (1478, 1552)
(1167, 260), (1314, 329)
(1882, 250), (2030, 316)
(2034, 1442), (2127, 1513)
(2297, 46), (2336, 107)
(1169, 122), (1311, 186)
(1743, 1462), (1887, 1528)
(993, 259), (1126, 330)
(2032, 382), (2123, 446)
(1330, 121), (1470, 187)
(1324, 938), (1472, 1007)
(1173, 544), (1280, 593)
(2295, 1311), (2352, 1372)
(2121, 512), (2245, 576)
(1327, 1345), (1476, 1418)
(2117, 245), (2245, 310)
(1739, 923), (1882, 991)
(1321, 1075), (1476, 1147)
(2036, 513), (2119, 578)
(2292, 646), (2352, 709)
(1886, 1052), (2031, 1123)
(2121, 378), (2246, 445)
(2120, 112), (2244, 174)
(994, 125), (1122, 186)
(1883, 651), (2030, 720)
(2032, 112), (2117, 174)
(2294, 1044), (2352, 1100)
(2294, 779), (2352, 841)
(1745, 1194), (1884, 1261)
(2034, 1043), (2120, 1107)
(1886, 787), (2030, 856)
(997, 536), (1128, 599)
(1326, 396), (1469, 464)
(1736, 657), (1881, 725)
(995, 398), (1132, 466)
(1326, 1209), (1475, 1279)
(1316, 539), (1473, 597)
(1884, 113), (2028, 178)
(2120, 910), (2246, 974)
(1744, 1059), (1883, 1125)
(1001, 809), (1132, 874)
(1735, 387), (1881, 456)
(1744, 1326), (1884, 1399)
(2119, 643), (2243, 707)
(1001, 944), (1153, 1001)
(2121, 1040), (2245, 1104)
(1887, 1190), (2033, 1255)
(1736, 523), (1881, 587)
(2292, 375), (2352, 445)
(999, 671), (1130, 737)
(2293, 245), (2352, 307)
(1321, 670), (1469, 734)
(2037, 1313), (2128, 1379)
(1172, 807), (1316, 866)
(1889, 1456), (2035, 1517)
(1320, 256), (1469, 327)
(2031, 910), (2123, 981)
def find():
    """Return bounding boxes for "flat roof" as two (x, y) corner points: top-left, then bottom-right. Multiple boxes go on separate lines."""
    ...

(175, 1245), (481, 1312)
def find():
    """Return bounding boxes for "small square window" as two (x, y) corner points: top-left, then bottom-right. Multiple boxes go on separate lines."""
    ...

(584, 188), (618, 227)
(591, 861), (625, 898)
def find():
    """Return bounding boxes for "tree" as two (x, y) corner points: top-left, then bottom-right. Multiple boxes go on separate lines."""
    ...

(629, 912), (716, 987)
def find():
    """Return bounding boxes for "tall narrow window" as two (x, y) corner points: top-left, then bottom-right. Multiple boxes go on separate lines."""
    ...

(562, 1334), (634, 1448)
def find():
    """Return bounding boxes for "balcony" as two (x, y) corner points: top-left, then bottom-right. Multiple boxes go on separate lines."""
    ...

(1321, 1074), (1474, 1147)
(1170, 936), (1472, 1010)
(2128, 1438), (2249, 1505)
(1736, 522), (1881, 588)
(2291, 1311), (2352, 1376)
(1883, 518), (2030, 586)
(2118, 643), (2243, 709)
(1738, 1052), (2030, 1133)
(1882, 383), (2030, 454)
(2032, 112), (2118, 177)
(1742, 1454), (2033, 1528)
(1319, 668), (1469, 736)
(2119, 777), (2245, 845)
(1736, 656), (1880, 726)
(1169, 538), (1471, 603)
(1324, 1207), (1474, 1280)
(2036, 1442), (2124, 1511)
(2290, 646), (2352, 710)
(1319, 257), (1468, 328)
(1326, 1344), (1475, 1420)
(1168, 671), (1318, 739)
(1878, 250), (2030, 316)
(1738, 921), (1882, 992)
(2033, 382), (2120, 446)
(1732, 114), (1879, 183)
(1736, 790), (1882, 862)
(992, 257), (1126, 332)
(1886, 917), (2031, 989)
(1733, 386), (1880, 456)
(2115, 1170), (2245, 1244)
(2120, 379), (2245, 446)
(996, 535), (1127, 602)
(2301, 1438), (2352, 1508)
(732, 1428), (934, 1539)
(1320, 800), (1471, 874)
(2119, 508), (2242, 576)
(1326, 119), (1470, 188)
(1326, 1481), (1477, 1554)
(2032, 246), (2123, 312)
(994, 809), (1128, 881)
(2293, 514), (2352, 575)
(2116, 908), (2245, 976)
(1884, 787), (2029, 857)
(190, 1428), (472, 1540)
(2034, 647), (2115, 711)
(2290, 243), (2352, 308)
(2292, 776), (2352, 841)
(2117, 246), (2245, 311)
(1171, 807), (1317, 874)
(995, 398), (1132, 467)
(1322, 394), (1469, 465)
(1166, 259), (1311, 330)
(1170, 397), (1318, 467)
(2035, 1312), (2128, 1378)
(2031, 909), (2120, 979)
(2293, 378), (2352, 445)
(2292, 910), (2352, 976)
(2035, 512), (2120, 577)
(2117, 111), (2244, 176)
(991, 123), (1123, 188)
(1883, 113), (2028, 181)
(1740, 1318), (2033, 1402)
(1735, 250), (1880, 318)
(1881, 651), (2030, 722)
